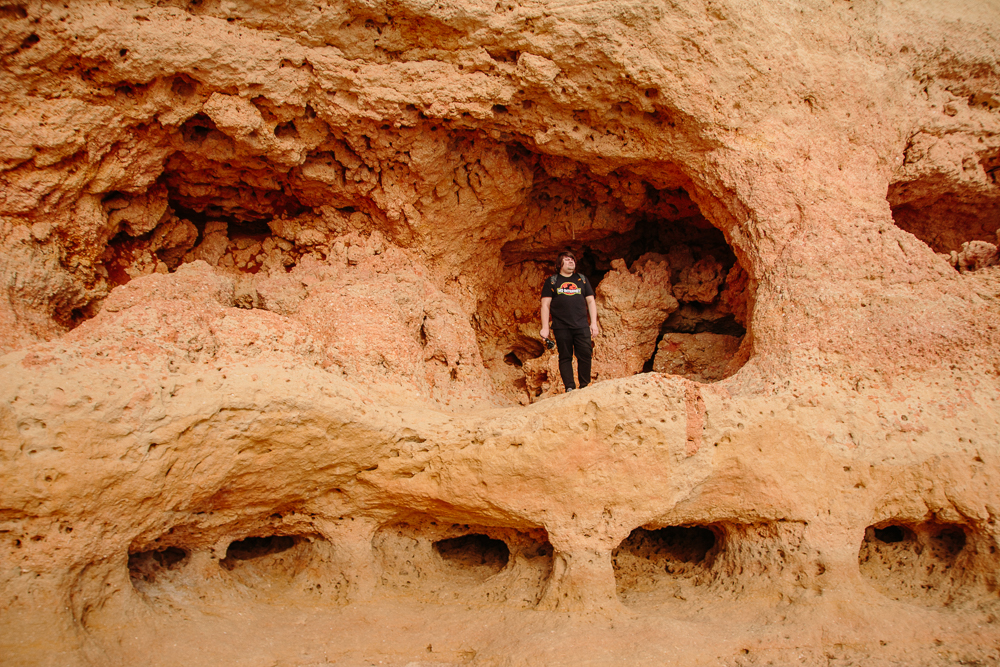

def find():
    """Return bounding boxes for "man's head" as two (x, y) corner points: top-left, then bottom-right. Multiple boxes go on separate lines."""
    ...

(556, 251), (577, 274)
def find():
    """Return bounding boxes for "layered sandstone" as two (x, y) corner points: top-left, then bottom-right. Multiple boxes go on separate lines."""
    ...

(2, 1), (1000, 665)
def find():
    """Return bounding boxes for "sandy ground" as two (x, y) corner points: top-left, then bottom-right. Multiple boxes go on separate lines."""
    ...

(24, 588), (994, 667)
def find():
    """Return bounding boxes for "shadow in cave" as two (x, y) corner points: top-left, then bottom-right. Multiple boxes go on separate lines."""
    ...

(220, 535), (298, 570)
(433, 533), (511, 577)
(888, 147), (1000, 273)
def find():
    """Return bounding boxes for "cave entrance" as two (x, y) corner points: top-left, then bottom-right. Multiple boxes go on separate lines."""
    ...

(86, 109), (751, 405)
(857, 520), (992, 606)
(888, 142), (1000, 273)
(98, 111), (346, 290)
(433, 533), (511, 578)
(373, 521), (553, 606)
(612, 525), (718, 606)
(220, 534), (298, 570)
(481, 153), (750, 403)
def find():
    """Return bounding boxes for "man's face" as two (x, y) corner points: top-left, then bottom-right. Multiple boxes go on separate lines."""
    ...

(561, 256), (576, 272)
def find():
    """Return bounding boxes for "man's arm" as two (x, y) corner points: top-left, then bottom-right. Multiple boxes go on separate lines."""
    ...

(540, 296), (552, 340)
(586, 295), (600, 337)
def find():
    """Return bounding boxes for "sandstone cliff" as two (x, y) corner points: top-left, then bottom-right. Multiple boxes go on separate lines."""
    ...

(2, 1), (1000, 665)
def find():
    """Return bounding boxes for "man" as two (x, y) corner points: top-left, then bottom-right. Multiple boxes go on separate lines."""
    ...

(540, 251), (600, 392)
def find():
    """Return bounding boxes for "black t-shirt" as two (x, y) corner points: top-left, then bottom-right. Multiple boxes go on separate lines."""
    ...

(542, 273), (594, 330)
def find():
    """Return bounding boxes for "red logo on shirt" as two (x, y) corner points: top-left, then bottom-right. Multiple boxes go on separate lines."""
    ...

(558, 282), (582, 296)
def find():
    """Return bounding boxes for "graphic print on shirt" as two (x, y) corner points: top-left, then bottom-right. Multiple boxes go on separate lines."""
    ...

(557, 282), (582, 296)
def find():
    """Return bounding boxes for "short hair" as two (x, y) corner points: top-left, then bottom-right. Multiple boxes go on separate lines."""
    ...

(555, 251), (577, 270)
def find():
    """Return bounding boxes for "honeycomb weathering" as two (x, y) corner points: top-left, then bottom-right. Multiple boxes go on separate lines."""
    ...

(1, 1), (1000, 665)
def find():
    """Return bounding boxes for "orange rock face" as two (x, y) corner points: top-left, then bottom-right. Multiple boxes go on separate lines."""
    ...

(2, 1), (1000, 666)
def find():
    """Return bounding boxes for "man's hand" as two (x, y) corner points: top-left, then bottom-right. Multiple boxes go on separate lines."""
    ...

(540, 297), (552, 345)
(590, 321), (600, 337)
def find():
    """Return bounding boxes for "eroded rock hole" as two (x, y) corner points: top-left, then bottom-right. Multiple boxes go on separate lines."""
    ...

(433, 534), (510, 576)
(127, 533), (346, 604)
(614, 527), (715, 571)
(221, 535), (296, 570)
(889, 156), (1000, 272)
(19, 32), (38, 50)
(92, 108), (347, 294)
(52, 300), (99, 330)
(374, 521), (552, 606)
(128, 546), (189, 587)
(213, 533), (346, 601)
(616, 522), (828, 604)
(935, 527), (968, 556)
(101, 187), (313, 288)
(274, 121), (299, 138)
(0, 5), (28, 19)
(613, 526), (717, 603)
(859, 521), (989, 606)
(180, 112), (215, 143)
(170, 75), (196, 97)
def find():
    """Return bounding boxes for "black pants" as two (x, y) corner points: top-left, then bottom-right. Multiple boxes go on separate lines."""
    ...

(554, 327), (592, 390)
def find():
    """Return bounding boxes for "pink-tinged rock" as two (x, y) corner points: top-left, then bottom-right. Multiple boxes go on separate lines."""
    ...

(594, 258), (678, 381)
(653, 333), (744, 383)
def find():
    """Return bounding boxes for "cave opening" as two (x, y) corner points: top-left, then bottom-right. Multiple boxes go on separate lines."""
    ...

(433, 533), (510, 576)
(934, 526), (968, 557)
(888, 149), (1000, 273)
(486, 152), (750, 400)
(221, 535), (297, 570)
(858, 521), (984, 605)
(374, 521), (551, 604)
(98, 109), (349, 289)
(503, 351), (524, 367)
(99, 109), (323, 288)
(612, 526), (718, 603)
(890, 196), (1000, 255)
(613, 526), (717, 569)
(84, 112), (751, 402)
